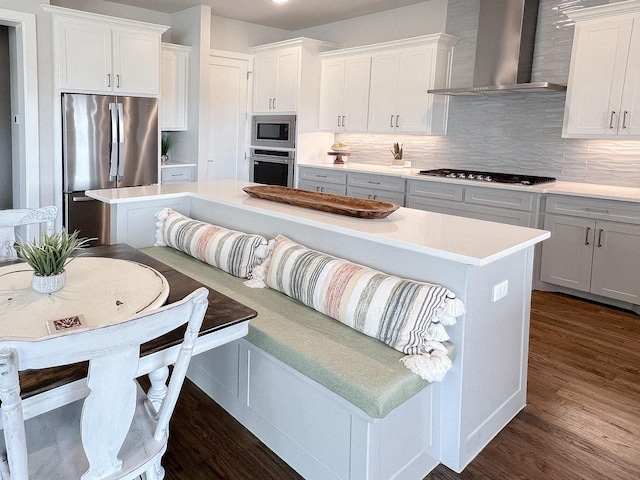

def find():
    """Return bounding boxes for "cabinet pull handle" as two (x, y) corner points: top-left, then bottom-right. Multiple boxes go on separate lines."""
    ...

(342, 116), (346, 127)
(316, 174), (327, 178)
(367, 194), (373, 199)
(273, 98), (276, 109)
(585, 227), (591, 246)
(367, 181), (381, 185)
(609, 111), (616, 129)
(396, 115), (400, 128)
(320, 187), (325, 192)
(116, 74), (120, 88)
(337, 115), (341, 127)
(373, 195), (378, 200)
(390, 115), (394, 127)
(107, 74), (111, 87)
(269, 99), (272, 109)
(584, 207), (610, 214)
(622, 111), (628, 129)
(597, 229), (604, 248)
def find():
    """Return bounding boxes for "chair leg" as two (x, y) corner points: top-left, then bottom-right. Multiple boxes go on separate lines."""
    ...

(147, 366), (170, 413)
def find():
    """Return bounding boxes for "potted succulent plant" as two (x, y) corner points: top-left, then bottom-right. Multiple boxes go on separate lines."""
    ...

(14, 229), (92, 293)
(390, 142), (404, 168)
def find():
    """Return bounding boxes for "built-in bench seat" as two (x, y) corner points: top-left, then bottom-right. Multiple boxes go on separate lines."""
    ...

(141, 246), (444, 479)
(141, 246), (430, 418)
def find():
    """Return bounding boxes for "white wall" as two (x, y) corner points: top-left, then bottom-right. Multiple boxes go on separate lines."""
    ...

(292, 0), (448, 47)
(210, 15), (289, 53)
(51, 0), (170, 27)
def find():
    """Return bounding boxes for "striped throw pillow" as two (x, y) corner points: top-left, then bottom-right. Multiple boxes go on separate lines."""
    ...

(263, 235), (464, 381)
(154, 209), (269, 279)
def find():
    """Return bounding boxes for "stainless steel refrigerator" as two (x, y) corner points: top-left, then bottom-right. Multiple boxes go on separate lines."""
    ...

(62, 93), (159, 245)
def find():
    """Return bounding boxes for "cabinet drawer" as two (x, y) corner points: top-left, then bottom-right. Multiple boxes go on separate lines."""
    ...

(347, 173), (405, 192)
(298, 180), (346, 196)
(407, 196), (532, 227)
(407, 180), (463, 201)
(298, 168), (347, 185)
(347, 186), (405, 206)
(545, 195), (640, 224)
(464, 187), (537, 212)
(161, 166), (192, 183)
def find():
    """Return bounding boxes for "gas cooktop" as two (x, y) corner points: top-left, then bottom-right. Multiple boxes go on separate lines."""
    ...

(417, 169), (556, 186)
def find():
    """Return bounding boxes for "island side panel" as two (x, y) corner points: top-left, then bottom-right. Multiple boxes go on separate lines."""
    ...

(110, 197), (190, 247)
(439, 246), (534, 472)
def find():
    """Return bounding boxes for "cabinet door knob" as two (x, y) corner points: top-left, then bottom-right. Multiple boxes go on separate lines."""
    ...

(585, 226), (591, 246)
(609, 111), (617, 129)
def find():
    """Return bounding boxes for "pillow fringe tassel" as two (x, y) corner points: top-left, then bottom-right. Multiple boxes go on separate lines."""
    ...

(400, 341), (452, 382)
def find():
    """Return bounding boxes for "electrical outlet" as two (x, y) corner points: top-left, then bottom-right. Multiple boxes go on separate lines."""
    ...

(492, 280), (509, 302)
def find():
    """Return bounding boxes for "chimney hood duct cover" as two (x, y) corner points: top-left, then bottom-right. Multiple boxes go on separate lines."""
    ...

(429, 0), (567, 95)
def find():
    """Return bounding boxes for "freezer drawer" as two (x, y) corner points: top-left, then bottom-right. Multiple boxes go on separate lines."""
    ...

(64, 193), (110, 246)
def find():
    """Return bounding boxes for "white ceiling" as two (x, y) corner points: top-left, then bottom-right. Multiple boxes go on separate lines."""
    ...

(101, 0), (431, 31)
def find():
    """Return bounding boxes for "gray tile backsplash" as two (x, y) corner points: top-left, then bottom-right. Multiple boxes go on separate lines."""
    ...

(336, 0), (640, 188)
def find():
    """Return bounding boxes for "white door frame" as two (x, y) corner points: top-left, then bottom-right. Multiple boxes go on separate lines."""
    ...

(1, 8), (39, 212)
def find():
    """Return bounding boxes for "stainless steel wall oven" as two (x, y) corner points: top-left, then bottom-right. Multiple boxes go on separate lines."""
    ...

(249, 149), (294, 188)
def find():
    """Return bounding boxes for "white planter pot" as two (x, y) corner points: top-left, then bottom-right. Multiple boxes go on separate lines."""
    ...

(32, 270), (66, 294)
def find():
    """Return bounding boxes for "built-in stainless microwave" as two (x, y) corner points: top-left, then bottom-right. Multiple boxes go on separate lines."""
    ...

(251, 115), (296, 149)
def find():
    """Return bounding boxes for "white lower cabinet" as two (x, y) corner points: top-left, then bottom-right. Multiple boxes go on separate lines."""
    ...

(161, 165), (195, 184)
(406, 180), (538, 227)
(298, 167), (347, 195)
(346, 172), (405, 205)
(540, 196), (640, 304)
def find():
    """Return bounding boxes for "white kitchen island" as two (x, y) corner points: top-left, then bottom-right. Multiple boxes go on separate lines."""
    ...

(88, 180), (549, 475)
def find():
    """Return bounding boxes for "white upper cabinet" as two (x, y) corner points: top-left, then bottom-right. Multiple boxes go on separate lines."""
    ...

(45, 5), (168, 96)
(563, 1), (640, 138)
(252, 47), (300, 113)
(319, 56), (371, 132)
(319, 35), (456, 136)
(161, 43), (190, 131)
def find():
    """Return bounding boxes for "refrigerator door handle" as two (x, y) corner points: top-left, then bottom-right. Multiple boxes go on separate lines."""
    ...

(109, 103), (118, 181)
(117, 103), (126, 182)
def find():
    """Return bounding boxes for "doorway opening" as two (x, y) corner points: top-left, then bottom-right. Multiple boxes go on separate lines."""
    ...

(0, 8), (40, 219)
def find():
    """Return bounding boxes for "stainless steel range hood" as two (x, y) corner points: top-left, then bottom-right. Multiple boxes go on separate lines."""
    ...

(429, 0), (567, 96)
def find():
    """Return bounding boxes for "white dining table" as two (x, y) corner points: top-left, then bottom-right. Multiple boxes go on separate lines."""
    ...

(0, 256), (169, 339)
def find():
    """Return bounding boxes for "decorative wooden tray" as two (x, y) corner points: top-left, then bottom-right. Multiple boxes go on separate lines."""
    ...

(243, 186), (399, 219)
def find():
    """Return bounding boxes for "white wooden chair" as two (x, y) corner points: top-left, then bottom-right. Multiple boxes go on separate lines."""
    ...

(0, 286), (209, 480)
(0, 206), (58, 260)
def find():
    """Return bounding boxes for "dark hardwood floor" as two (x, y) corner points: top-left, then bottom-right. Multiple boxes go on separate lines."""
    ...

(162, 290), (640, 479)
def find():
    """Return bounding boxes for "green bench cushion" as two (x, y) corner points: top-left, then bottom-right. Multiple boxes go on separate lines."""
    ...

(140, 246), (430, 419)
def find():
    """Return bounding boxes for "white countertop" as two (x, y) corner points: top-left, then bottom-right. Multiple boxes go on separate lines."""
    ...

(299, 162), (640, 203)
(87, 180), (549, 266)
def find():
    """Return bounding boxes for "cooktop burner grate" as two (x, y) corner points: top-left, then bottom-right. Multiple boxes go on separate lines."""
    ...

(417, 169), (556, 186)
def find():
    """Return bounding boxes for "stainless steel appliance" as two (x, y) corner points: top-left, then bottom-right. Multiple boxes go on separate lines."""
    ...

(418, 168), (556, 186)
(62, 93), (158, 245)
(251, 115), (296, 149)
(249, 148), (294, 188)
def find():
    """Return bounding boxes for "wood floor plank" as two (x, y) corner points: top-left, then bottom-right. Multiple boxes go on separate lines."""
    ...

(161, 290), (640, 479)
